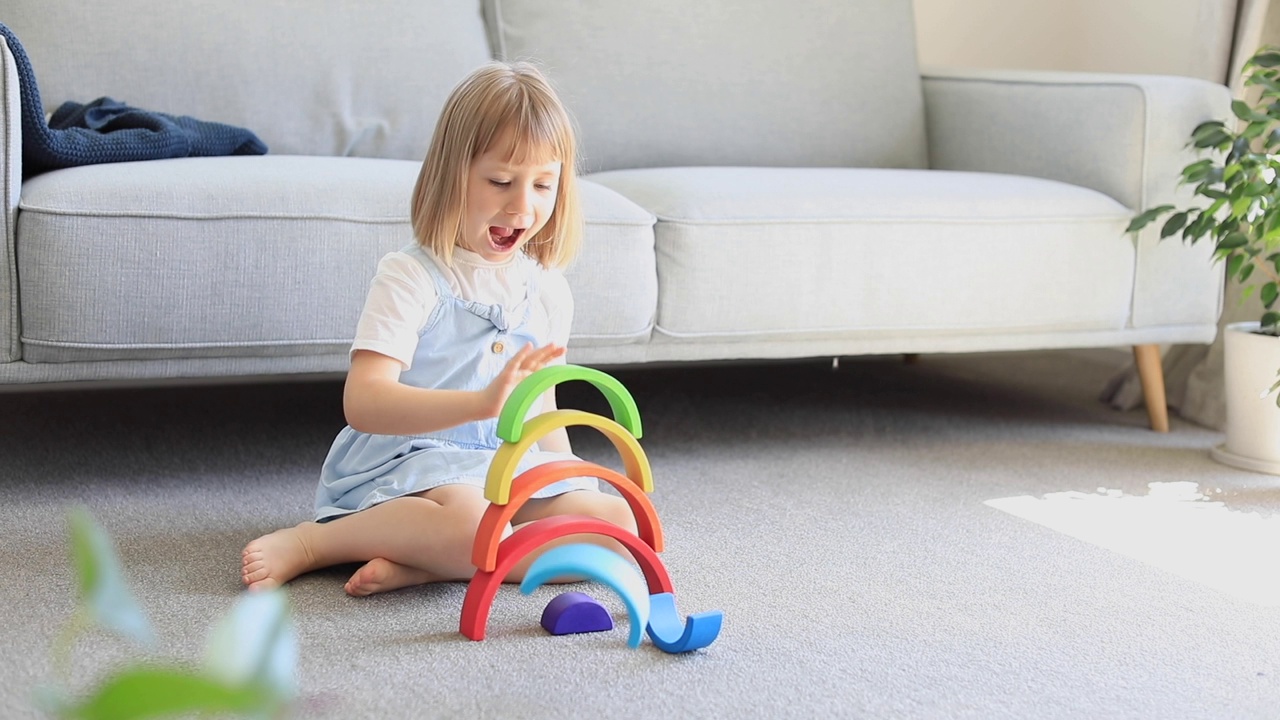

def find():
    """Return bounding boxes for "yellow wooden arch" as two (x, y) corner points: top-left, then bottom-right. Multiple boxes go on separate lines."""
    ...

(484, 409), (653, 505)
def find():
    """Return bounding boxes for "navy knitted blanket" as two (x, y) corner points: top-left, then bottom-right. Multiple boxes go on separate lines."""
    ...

(1, 22), (267, 178)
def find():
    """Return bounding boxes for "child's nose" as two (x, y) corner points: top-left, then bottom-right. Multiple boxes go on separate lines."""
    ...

(505, 186), (534, 216)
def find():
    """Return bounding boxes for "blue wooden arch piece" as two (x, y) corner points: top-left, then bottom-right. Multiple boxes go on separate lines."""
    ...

(646, 593), (723, 653)
(519, 543), (651, 648)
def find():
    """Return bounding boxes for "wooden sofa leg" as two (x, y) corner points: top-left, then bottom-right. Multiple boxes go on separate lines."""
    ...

(1133, 344), (1169, 432)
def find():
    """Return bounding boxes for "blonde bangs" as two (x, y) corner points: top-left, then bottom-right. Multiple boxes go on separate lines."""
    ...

(472, 73), (574, 165)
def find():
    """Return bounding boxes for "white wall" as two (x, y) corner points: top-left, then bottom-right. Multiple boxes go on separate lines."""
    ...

(913, 0), (1239, 80)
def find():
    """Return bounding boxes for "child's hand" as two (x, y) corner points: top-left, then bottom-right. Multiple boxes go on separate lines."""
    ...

(479, 342), (565, 419)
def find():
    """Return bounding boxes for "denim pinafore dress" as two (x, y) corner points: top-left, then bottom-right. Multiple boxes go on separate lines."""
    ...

(314, 245), (598, 522)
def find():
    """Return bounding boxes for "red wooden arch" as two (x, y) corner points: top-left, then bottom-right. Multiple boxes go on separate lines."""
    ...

(459, 515), (674, 641)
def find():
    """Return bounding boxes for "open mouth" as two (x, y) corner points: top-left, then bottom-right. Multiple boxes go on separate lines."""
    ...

(488, 226), (525, 251)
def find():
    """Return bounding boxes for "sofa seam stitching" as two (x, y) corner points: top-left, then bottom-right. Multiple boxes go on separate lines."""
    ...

(1, 37), (17, 362)
(17, 205), (656, 227)
(20, 337), (354, 349)
(645, 215), (1131, 226)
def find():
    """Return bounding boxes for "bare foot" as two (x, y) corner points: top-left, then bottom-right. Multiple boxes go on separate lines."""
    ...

(241, 525), (318, 591)
(344, 558), (438, 597)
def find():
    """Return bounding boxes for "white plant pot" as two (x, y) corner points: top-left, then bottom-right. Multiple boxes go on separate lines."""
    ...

(1210, 321), (1280, 474)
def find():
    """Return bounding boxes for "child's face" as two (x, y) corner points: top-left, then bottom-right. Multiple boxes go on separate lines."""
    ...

(461, 139), (562, 262)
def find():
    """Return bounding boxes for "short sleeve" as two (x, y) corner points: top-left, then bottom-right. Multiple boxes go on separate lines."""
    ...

(351, 252), (438, 370)
(539, 268), (574, 347)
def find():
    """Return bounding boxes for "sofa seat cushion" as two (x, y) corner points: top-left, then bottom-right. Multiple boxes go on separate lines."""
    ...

(562, 183), (657, 347)
(17, 156), (656, 363)
(586, 167), (1135, 345)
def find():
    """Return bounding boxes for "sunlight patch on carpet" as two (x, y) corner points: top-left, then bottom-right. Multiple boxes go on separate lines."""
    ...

(985, 482), (1280, 606)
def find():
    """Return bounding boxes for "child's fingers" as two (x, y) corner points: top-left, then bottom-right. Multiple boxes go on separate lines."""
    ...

(499, 344), (533, 376)
(532, 344), (564, 367)
(502, 343), (562, 376)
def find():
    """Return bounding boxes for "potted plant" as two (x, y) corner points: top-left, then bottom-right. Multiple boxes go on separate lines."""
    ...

(37, 507), (297, 718)
(1128, 45), (1280, 474)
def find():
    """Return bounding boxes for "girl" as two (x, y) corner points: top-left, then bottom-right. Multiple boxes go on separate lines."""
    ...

(241, 62), (636, 596)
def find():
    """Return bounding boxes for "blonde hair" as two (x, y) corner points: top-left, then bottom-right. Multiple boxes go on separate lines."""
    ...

(410, 61), (583, 269)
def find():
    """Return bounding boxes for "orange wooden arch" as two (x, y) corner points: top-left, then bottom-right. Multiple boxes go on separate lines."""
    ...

(471, 460), (663, 573)
(459, 515), (674, 641)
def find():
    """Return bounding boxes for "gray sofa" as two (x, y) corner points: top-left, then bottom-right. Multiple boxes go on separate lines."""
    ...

(1, 1), (1229, 430)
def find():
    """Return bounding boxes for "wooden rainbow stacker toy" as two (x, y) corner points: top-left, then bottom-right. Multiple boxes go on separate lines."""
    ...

(459, 364), (723, 653)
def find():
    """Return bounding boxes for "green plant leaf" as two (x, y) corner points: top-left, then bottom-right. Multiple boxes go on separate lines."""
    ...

(1191, 119), (1227, 135)
(1229, 136), (1254, 163)
(1185, 212), (1216, 244)
(204, 590), (298, 704)
(1250, 51), (1280, 68)
(1180, 158), (1213, 182)
(1205, 197), (1228, 221)
(1267, 212), (1280, 235)
(1247, 73), (1280, 93)
(1193, 127), (1234, 149)
(1263, 311), (1280, 331)
(1160, 212), (1189, 238)
(57, 666), (267, 720)
(1244, 120), (1270, 139)
(1227, 253), (1246, 280)
(1126, 205), (1175, 233)
(1231, 196), (1254, 219)
(1264, 282), (1279, 309)
(1245, 180), (1272, 197)
(1218, 232), (1251, 252)
(1233, 99), (1268, 122)
(68, 507), (154, 648)
(1241, 261), (1257, 283)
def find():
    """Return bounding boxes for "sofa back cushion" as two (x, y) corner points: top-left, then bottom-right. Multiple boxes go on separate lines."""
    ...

(484, 0), (928, 172)
(3, 1), (493, 160)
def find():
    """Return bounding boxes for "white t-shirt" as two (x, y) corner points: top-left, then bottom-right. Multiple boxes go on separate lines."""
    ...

(351, 245), (574, 371)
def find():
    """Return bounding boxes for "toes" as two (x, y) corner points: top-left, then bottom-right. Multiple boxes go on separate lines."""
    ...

(345, 575), (375, 597)
(247, 577), (281, 592)
(344, 562), (386, 597)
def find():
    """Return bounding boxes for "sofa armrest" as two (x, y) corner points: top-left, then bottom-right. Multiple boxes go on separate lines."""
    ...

(921, 67), (1230, 208)
(1, 35), (19, 362)
(922, 67), (1230, 333)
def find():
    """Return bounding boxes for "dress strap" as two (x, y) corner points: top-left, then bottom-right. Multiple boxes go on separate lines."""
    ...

(402, 244), (456, 300)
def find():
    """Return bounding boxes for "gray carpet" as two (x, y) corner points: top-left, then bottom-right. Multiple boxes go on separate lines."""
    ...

(3, 350), (1279, 719)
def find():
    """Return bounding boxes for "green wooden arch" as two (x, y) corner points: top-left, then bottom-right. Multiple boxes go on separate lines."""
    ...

(496, 364), (642, 442)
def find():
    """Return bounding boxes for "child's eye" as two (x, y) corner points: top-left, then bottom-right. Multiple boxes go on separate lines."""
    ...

(489, 180), (510, 187)
(535, 184), (553, 191)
